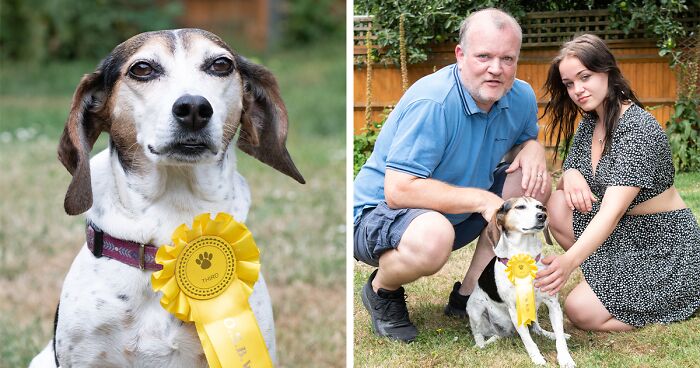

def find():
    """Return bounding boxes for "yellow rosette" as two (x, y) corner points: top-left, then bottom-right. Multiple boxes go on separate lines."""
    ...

(151, 212), (272, 368)
(504, 253), (538, 327)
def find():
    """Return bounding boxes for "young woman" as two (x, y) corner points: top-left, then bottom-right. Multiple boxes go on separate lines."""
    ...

(536, 34), (700, 331)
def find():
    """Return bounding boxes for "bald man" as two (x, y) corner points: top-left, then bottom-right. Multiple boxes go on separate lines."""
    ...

(354, 8), (551, 342)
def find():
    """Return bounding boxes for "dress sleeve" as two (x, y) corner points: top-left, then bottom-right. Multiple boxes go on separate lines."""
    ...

(385, 100), (448, 178)
(603, 120), (665, 189)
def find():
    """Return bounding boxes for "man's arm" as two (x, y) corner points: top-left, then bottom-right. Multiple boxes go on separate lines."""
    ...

(384, 169), (504, 221)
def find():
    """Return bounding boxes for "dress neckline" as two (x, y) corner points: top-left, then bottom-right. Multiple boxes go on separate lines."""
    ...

(587, 103), (637, 178)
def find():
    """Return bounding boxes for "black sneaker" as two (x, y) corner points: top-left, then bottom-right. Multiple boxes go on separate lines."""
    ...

(361, 269), (418, 342)
(444, 281), (469, 318)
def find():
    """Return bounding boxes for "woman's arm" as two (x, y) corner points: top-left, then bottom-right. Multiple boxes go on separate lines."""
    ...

(535, 185), (640, 294)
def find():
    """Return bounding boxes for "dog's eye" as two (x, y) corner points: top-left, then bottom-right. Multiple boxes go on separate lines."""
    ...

(515, 205), (526, 210)
(129, 62), (155, 79)
(209, 57), (233, 74)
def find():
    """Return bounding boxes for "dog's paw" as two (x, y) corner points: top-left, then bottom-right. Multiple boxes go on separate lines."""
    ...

(530, 354), (547, 366)
(195, 251), (213, 269)
(557, 352), (576, 368)
(564, 332), (571, 340)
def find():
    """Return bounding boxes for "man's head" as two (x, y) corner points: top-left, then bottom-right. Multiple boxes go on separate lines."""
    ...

(455, 8), (522, 112)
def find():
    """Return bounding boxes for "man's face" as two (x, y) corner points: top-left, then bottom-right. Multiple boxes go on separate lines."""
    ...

(455, 21), (520, 112)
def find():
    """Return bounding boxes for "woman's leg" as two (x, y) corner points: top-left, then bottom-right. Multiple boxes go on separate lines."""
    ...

(564, 279), (634, 332)
(546, 189), (575, 250)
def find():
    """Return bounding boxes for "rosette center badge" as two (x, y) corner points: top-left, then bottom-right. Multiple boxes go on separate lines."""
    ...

(176, 235), (236, 300)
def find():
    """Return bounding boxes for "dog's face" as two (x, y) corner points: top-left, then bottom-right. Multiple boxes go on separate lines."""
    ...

(58, 29), (305, 215)
(499, 197), (547, 235)
(111, 30), (243, 165)
(485, 196), (548, 250)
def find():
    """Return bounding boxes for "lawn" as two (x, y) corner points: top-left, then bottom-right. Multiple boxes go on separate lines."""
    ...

(353, 172), (700, 368)
(0, 36), (345, 368)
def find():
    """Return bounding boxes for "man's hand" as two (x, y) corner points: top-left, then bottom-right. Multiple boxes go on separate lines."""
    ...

(479, 192), (505, 221)
(506, 140), (548, 197)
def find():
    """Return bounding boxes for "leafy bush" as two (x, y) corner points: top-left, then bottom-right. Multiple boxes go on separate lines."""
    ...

(283, 0), (345, 46)
(0, 0), (182, 62)
(354, 0), (697, 65)
(353, 119), (384, 177)
(667, 98), (700, 172)
(607, 0), (693, 60)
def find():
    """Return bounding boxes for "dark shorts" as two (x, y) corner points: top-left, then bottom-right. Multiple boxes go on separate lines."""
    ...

(353, 163), (509, 267)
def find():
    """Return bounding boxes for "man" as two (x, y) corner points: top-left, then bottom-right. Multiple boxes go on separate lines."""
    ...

(353, 8), (551, 342)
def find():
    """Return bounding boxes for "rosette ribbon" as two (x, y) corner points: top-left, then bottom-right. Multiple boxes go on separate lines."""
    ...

(151, 212), (272, 368)
(504, 253), (538, 327)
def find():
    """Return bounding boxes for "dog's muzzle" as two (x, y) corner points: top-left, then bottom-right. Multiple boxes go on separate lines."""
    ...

(146, 95), (218, 159)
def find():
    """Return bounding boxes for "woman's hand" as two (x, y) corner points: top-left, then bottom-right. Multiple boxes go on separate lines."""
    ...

(562, 169), (597, 212)
(535, 254), (575, 295)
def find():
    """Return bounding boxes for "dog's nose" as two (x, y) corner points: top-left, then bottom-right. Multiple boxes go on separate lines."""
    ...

(536, 212), (547, 222)
(172, 95), (213, 131)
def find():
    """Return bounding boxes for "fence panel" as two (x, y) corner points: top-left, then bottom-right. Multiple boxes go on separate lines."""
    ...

(354, 10), (695, 146)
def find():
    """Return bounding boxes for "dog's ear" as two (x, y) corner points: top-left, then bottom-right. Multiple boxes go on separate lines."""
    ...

(543, 225), (554, 245)
(484, 201), (510, 246)
(484, 212), (501, 247)
(234, 55), (305, 184)
(58, 71), (106, 215)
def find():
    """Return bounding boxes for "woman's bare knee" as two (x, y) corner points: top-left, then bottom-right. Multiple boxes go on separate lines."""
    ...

(564, 282), (611, 330)
(501, 168), (552, 202)
(546, 190), (575, 250)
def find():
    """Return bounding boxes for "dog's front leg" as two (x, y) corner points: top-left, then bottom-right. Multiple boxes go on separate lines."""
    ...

(530, 320), (570, 340)
(543, 298), (576, 368)
(507, 308), (546, 366)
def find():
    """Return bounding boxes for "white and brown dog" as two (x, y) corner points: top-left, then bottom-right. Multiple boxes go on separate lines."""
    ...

(466, 197), (575, 367)
(30, 29), (304, 367)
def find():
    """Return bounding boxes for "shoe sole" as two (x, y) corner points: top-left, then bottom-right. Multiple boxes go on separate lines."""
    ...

(444, 304), (468, 319)
(361, 284), (415, 343)
(361, 284), (382, 336)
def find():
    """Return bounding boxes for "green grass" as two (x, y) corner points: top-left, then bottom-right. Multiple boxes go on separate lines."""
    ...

(354, 172), (700, 367)
(0, 36), (345, 368)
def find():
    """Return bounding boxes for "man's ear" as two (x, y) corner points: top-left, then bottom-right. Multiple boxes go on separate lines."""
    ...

(57, 71), (106, 215)
(235, 55), (305, 184)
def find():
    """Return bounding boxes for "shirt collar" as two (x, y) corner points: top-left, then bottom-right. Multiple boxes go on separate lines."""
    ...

(452, 64), (510, 115)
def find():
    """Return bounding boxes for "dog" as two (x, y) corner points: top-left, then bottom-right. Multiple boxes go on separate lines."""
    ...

(29, 28), (304, 367)
(466, 197), (575, 367)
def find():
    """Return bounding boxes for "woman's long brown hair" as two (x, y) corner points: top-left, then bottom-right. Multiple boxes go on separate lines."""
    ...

(543, 34), (642, 161)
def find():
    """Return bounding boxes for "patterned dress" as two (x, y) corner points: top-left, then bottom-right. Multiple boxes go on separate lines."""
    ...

(562, 103), (700, 327)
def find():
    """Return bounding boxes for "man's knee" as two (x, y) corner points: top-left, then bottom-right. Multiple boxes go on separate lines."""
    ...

(400, 212), (454, 274)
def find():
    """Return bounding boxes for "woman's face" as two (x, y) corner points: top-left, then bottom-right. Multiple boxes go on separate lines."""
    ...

(559, 55), (609, 116)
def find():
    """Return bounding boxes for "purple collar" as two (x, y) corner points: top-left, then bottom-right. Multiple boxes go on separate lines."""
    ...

(497, 253), (541, 266)
(86, 223), (163, 271)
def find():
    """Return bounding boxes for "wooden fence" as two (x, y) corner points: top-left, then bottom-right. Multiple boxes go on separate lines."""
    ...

(353, 10), (699, 147)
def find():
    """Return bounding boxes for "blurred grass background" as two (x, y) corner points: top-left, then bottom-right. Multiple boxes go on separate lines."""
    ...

(0, 1), (346, 367)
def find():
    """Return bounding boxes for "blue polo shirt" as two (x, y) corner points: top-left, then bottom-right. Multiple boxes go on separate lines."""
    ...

(353, 64), (539, 224)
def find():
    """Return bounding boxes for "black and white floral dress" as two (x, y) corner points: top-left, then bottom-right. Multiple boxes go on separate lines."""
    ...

(562, 103), (700, 327)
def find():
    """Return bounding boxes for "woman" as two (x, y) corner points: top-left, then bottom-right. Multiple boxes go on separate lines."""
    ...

(536, 34), (700, 332)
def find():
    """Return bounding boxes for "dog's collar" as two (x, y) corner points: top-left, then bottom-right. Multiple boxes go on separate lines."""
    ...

(86, 223), (163, 271)
(497, 253), (541, 266)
